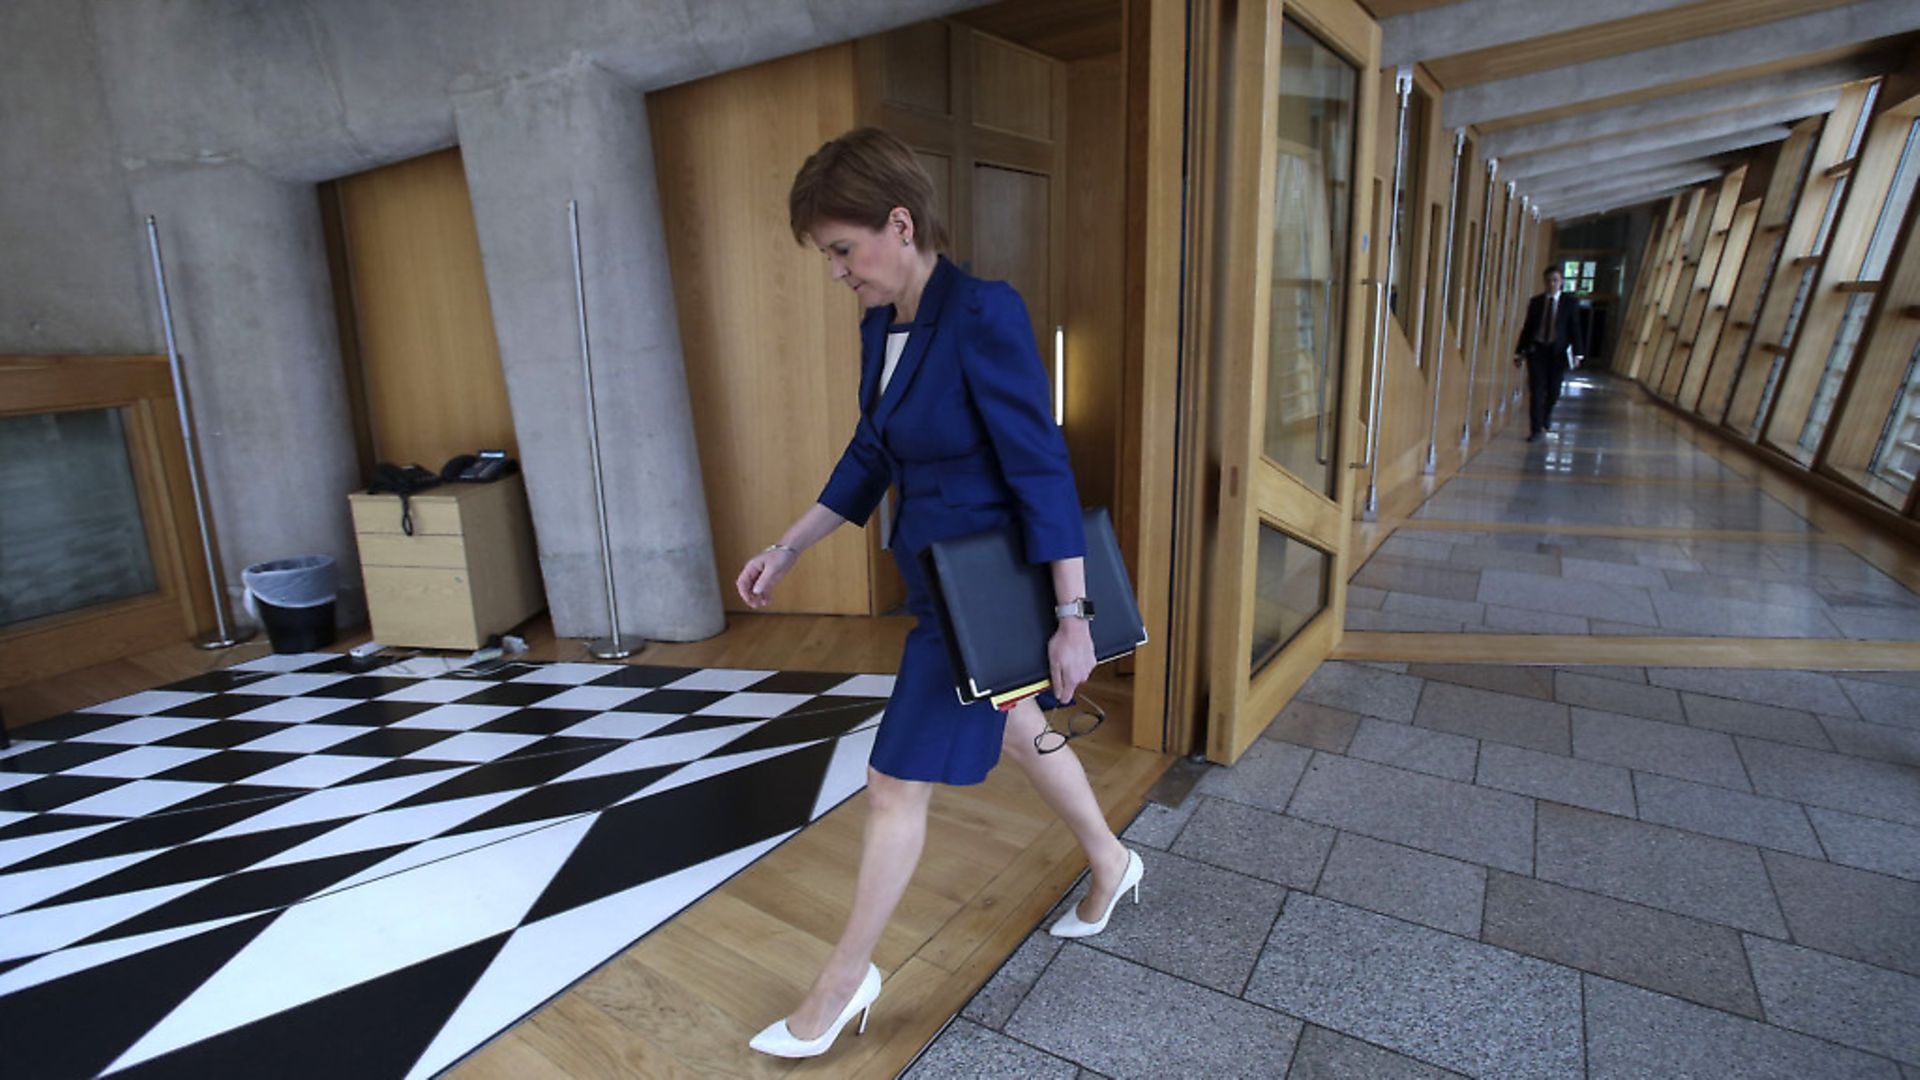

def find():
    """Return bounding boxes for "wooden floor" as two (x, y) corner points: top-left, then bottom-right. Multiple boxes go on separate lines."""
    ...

(1, 612), (1171, 1079)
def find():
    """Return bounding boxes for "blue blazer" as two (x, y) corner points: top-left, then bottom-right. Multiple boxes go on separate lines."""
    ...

(816, 257), (1085, 568)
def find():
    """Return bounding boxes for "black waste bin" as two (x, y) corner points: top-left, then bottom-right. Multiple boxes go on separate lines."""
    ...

(243, 555), (339, 653)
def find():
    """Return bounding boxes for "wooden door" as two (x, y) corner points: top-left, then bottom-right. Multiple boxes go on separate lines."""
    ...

(330, 148), (515, 473)
(1195, 0), (1379, 764)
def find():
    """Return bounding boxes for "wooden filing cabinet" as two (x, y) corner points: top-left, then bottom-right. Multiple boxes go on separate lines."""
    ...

(348, 474), (546, 649)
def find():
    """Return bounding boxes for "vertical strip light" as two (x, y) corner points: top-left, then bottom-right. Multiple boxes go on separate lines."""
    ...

(1054, 325), (1066, 425)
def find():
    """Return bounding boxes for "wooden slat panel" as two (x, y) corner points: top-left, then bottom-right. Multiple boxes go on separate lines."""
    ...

(1425, 0), (1858, 90)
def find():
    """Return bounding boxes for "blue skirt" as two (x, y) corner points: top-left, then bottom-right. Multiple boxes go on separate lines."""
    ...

(867, 496), (1042, 786)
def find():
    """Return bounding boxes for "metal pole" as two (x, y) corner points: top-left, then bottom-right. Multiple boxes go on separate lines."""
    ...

(144, 216), (252, 650)
(1462, 157), (1497, 444)
(1363, 67), (1415, 520)
(571, 199), (636, 660)
(1424, 128), (1466, 475)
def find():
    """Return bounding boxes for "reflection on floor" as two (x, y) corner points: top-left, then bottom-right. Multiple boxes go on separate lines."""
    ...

(0, 652), (889, 1078)
(1350, 376), (1920, 638)
(912, 661), (1920, 1078)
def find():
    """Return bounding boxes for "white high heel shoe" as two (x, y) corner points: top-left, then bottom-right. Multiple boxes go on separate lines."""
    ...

(1049, 849), (1144, 938)
(748, 963), (883, 1059)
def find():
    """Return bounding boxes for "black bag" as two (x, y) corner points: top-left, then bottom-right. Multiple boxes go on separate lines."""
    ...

(919, 507), (1147, 707)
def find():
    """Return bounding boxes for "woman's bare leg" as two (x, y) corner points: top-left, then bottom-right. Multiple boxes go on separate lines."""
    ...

(784, 766), (934, 1040)
(1001, 699), (1132, 921)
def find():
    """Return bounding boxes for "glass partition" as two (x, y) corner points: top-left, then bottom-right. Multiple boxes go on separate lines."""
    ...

(1263, 15), (1359, 496)
(1250, 522), (1330, 675)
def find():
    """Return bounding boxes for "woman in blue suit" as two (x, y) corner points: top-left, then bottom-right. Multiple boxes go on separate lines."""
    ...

(735, 128), (1145, 1059)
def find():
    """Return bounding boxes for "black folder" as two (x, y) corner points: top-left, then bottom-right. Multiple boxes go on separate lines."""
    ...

(920, 507), (1148, 707)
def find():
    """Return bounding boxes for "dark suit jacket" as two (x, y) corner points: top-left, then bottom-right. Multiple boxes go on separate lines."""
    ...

(817, 256), (1086, 569)
(1514, 290), (1585, 360)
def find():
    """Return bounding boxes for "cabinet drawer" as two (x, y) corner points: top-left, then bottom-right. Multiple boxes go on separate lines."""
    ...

(355, 532), (469, 570)
(349, 494), (466, 537)
(362, 566), (483, 650)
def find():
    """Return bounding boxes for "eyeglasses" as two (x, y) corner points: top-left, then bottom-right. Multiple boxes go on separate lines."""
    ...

(1035, 693), (1106, 754)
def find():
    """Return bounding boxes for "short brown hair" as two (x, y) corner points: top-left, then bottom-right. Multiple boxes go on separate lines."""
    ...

(789, 127), (948, 252)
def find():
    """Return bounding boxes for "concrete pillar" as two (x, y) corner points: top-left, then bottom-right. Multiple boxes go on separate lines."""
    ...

(1441, 0), (1920, 129)
(1508, 124), (1796, 181)
(124, 162), (365, 627)
(454, 60), (724, 642)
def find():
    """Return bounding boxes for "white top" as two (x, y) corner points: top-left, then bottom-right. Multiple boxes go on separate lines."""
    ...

(879, 330), (910, 396)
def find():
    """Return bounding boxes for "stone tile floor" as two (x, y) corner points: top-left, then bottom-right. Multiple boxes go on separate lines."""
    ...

(903, 661), (1920, 1079)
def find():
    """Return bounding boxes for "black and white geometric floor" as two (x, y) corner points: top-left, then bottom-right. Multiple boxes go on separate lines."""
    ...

(0, 652), (891, 1078)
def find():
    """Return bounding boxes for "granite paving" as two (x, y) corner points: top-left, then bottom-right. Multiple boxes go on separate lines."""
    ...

(1245, 896), (1584, 1080)
(1313, 832), (1487, 937)
(927, 380), (1920, 1078)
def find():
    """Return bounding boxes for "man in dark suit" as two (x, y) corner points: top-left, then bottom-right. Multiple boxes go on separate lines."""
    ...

(1513, 267), (1585, 441)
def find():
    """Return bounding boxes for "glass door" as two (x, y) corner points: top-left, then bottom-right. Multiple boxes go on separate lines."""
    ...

(1199, 0), (1377, 763)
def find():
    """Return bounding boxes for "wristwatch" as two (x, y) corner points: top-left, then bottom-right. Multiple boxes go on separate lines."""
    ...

(1054, 597), (1096, 621)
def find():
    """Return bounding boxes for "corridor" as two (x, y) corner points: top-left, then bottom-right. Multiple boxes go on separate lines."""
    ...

(908, 376), (1920, 1079)
(1351, 375), (1920, 639)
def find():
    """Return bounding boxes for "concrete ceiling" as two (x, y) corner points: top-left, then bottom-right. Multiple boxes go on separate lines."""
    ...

(1370, 0), (1920, 219)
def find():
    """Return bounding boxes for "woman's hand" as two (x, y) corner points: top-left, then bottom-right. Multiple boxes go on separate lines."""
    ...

(736, 548), (797, 609)
(1048, 618), (1096, 704)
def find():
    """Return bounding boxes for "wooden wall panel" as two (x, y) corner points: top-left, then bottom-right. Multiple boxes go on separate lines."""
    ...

(1821, 200), (1920, 503)
(1121, 0), (1189, 751)
(336, 148), (514, 470)
(1763, 97), (1917, 458)
(1680, 198), (1760, 409)
(649, 45), (873, 616)
(883, 21), (954, 115)
(974, 36), (1056, 139)
(973, 164), (1055, 349)
(1724, 81), (1875, 437)
(1066, 53), (1128, 523)
(1661, 169), (1745, 400)
(1694, 120), (1820, 421)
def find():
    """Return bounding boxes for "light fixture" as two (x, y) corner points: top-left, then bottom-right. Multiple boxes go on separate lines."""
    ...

(1053, 325), (1065, 426)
